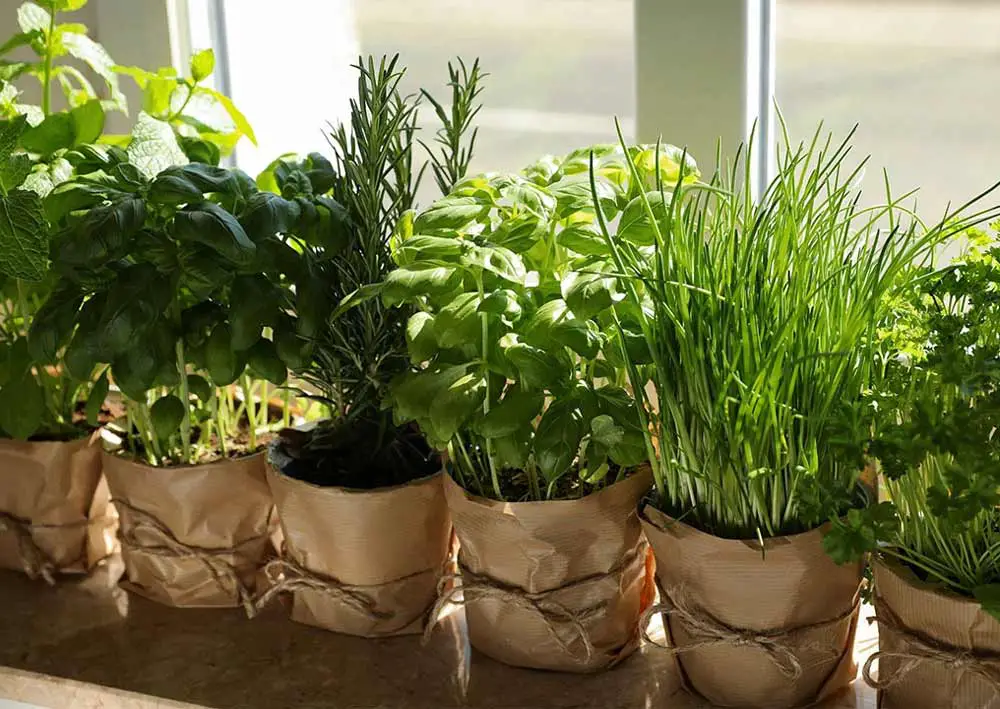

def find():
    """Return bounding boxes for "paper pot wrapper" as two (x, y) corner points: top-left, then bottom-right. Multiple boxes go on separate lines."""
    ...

(0, 435), (114, 580)
(103, 451), (276, 609)
(869, 557), (1000, 709)
(641, 506), (862, 708)
(264, 461), (452, 637)
(441, 467), (655, 673)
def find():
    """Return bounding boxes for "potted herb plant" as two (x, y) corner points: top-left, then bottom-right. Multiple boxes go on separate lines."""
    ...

(382, 140), (687, 672)
(39, 118), (311, 608)
(833, 223), (1000, 708)
(592, 122), (992, 707)
(0, 0), (133, 581)
(254, 56), (482, 638)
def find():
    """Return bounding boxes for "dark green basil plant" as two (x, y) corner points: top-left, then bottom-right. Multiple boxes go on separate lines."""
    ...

(34, 125), (332, 465)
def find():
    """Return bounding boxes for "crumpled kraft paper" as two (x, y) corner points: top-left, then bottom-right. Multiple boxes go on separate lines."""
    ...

(641, 506), (862, 708)
(870, 557), (1000, 709)
(264, 462), (452, 637)
(442, 467), (655, 672)
(103, 451), (276, 608)
(0, 435), (114, 578)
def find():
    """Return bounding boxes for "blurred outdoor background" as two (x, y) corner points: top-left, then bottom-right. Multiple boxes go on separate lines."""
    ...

(359, 0), (1000, 218)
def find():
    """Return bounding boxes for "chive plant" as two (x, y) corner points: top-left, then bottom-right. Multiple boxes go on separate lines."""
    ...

(594, 118), (1000, 539)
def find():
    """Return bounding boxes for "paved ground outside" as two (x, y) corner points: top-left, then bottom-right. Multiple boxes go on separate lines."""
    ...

(358, 0), (1000, 218)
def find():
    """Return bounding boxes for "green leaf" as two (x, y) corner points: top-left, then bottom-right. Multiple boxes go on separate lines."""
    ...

(148, 171), (202, 205)
(434, 292), (481, 348)
(428, 372), (485, 442)
(557, 223), (608, 256)
(27, 285), (81, 362)
(590, 414), (624, 448)
(477, 288), (522, 322)
(85, 367), (109, 426)
(21, 113), (75, 154)
(534, 398), (585, 482)
(413, 195), (489, 233)
(178, 136), (221, 166)
(189, 48), (214, 82)
(172, 202), (256, 265)
(240, 191), (300, 241)
(562, 268), (625, 319)
(228, 275), (277, 350)
(0, 188), (47, 280)
(617, 192), (671, 246)
(199, 86), (257, 145)
(548, 173), (618, 218)
(205, 323), (245, 386)
(61, 31), (126, 110)
(521, 298), (602, 358)
(477, 385), (544, 438)
(17, 3), (50, 34)
(247, 337), (287, 385)
(0, 373), (44, 440)
(390, 365), (467, 427)
(406, 311), (437, 363)
(274, 317), (312, 371)
(70, 98), (104, 145)
(150, 394), (185, 441)
(394, 234), (467, 265)
(0, 153), (31, 192)
(186, 374), (212, 402)
(493, 428), (531, 470)
(381, 266), (463, 306)
(0, 31), (41, 57)
(127, 112), (188, 179)
(504, 342), (569, 391)
(45, 0), (89, 11)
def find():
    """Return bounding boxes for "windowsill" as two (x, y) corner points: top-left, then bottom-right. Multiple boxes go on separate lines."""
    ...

(0, 561), (875, 708)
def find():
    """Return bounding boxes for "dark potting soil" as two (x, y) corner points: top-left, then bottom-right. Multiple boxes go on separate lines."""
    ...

(459, 462), (631, 502)
(276, 419), (441, 490)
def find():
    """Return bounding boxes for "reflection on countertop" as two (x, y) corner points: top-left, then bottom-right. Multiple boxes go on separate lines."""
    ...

(0, 561), (876, 709)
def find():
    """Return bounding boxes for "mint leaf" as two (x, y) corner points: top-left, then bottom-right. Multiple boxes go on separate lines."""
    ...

(127, 112), (187, 179)
(17, 3), (51, 34)
(0, 153), (30, 192)
(0, 189), (47, 280)
(61, 31), (126, 110)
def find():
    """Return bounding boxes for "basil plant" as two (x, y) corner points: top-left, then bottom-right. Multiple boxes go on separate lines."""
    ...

(382, 144), (693, 501)
(33, 144), (334, 466)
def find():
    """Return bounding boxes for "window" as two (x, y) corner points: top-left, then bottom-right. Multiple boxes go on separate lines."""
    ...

(776, 0), (1000, 217)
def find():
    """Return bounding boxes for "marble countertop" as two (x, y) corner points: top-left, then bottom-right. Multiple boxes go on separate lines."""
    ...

(0, 561), (877, 709)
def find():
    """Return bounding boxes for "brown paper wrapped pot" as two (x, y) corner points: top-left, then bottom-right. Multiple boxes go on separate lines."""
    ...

(442, 467), (655, 673)
(869, 557), (1000, 709)
(641, 506), (862, 708)
(0, 435), (113, 579)
(265, 460), (452, 637)
(103, 450), (276, 609)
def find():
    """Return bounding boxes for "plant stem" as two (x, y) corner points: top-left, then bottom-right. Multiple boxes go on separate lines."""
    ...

(282, 388), (291, 428)
(41, 10), (56, 116)
(241, 375), (257, 451)
(478, 277), (502, 500)
(175, 338), (192, 464)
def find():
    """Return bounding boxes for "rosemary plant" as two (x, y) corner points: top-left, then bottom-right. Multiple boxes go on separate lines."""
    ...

(594, 119), (1000, 539)
(420, 58), (485, 194)
(277, 55), (484, 488)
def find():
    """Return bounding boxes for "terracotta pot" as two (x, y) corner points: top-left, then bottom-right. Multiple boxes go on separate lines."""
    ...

(0, 435), (113, 580)
(438, 467), (655, 673)
(103, 450), (276, 609)
(641, 506), (862, 708)
(867, 557), (1000, 709)
(262, 455), (452, 637)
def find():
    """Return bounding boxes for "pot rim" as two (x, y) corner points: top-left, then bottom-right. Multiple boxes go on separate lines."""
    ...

(101, 447), (266, 472)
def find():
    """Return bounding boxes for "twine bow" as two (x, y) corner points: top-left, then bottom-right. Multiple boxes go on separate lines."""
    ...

(642, 588), (859, 680)
(252, 557), (397, 622)
(863, 602), (1000, 698)
(0, 510), (59, 584)
(423, 565), (606, 663)
(114, 499), (261, 617)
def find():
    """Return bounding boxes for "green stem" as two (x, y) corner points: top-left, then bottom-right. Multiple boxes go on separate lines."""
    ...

(166, 80), (197, 122)
(282, 388), (291, 428)
(214, 391), (228, 457)
(175, 338), (192, 464)
(241, 375), (257, 451)
(478, 277), (502, 500)
(41, 10), (56, 116)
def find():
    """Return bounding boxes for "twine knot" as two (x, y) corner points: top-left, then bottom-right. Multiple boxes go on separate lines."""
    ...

(863, 601), (1000, 697)
(252, 556), (397, 622)
(114, 499), (261, 617)
(642, 587), (860, 680)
